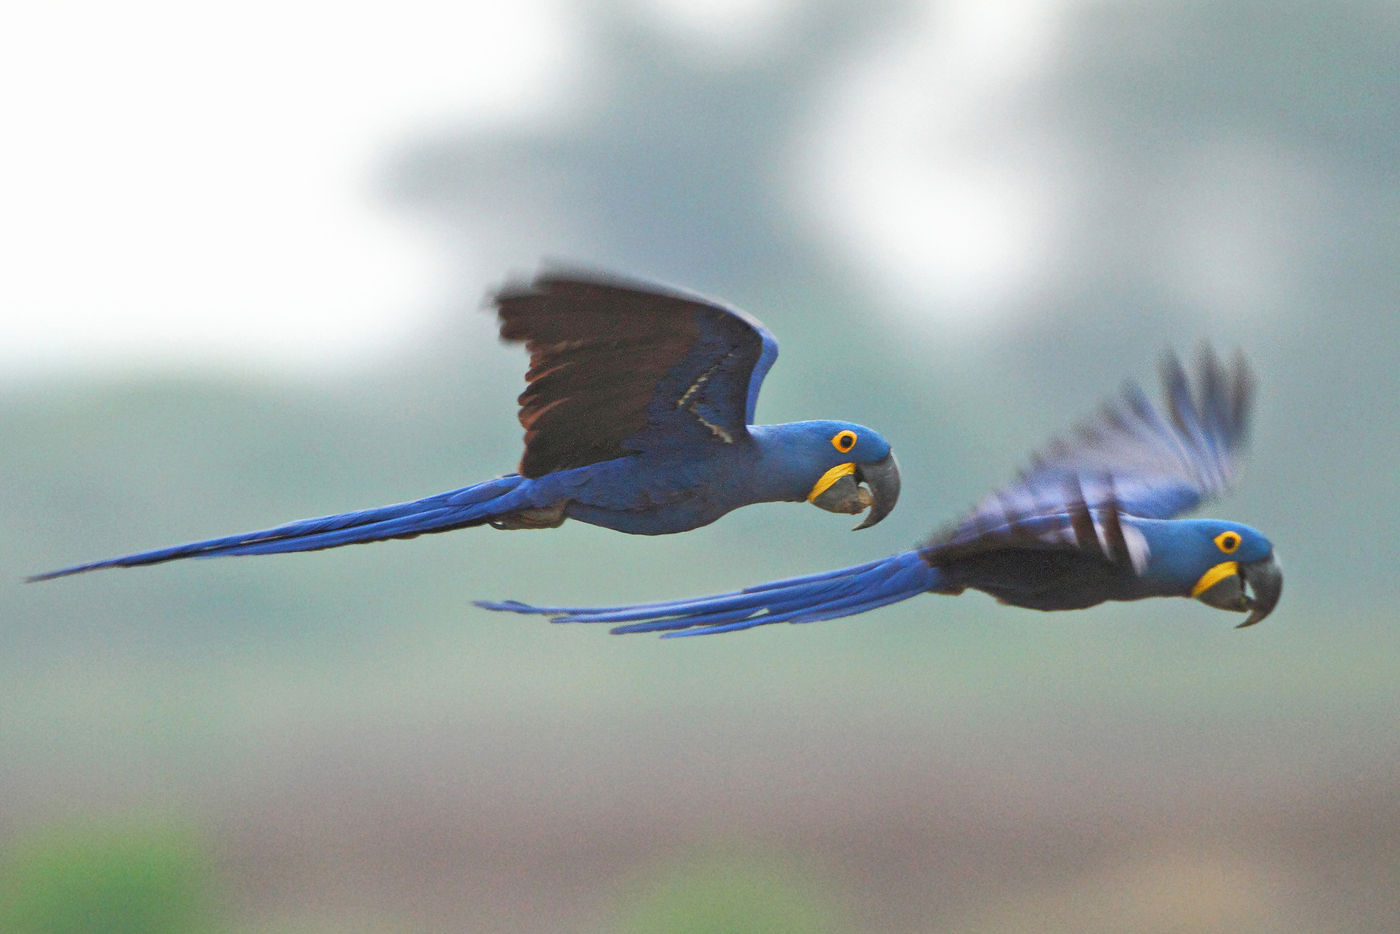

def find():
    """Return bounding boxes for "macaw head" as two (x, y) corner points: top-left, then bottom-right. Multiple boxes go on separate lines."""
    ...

(1180, 520), (1283, 627)
(789, 420), (901, 529)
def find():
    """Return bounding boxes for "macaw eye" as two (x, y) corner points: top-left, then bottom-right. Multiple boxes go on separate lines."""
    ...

(1214, 530), (1241, 554)
(832, 430), (857, 453)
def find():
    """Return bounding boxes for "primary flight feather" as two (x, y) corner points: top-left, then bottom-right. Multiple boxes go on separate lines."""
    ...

(30, 270), (901, 581)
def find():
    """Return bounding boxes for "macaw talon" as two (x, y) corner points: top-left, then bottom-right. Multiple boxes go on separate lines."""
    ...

(852, 452), (901, 530)
(489, 503), (568, 529)
(1194, 553), (1282, 628)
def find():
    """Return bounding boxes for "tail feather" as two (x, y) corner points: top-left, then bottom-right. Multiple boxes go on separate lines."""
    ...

(477, 550), (937, 636)
(478, 555), (900, 621)
(29, 475), (532, 581)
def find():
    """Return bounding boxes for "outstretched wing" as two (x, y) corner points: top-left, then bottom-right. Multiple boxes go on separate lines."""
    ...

(921, 473), (1151, 579)
(495, 271), (779, 478)
(942, 349), (1253, 552)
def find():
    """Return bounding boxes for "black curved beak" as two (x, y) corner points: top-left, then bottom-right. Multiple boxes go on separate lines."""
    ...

(1194, 553), (1283, 628)
(808, 452), (902, 529)
(853, 452), (901, 530)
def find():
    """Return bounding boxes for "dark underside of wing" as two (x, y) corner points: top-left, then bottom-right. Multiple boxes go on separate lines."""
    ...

(921, 476), (1138, 570)
(983, 348), (1254, 521)
(917, 483), (1141, 609)
(495, 273), (767, 478)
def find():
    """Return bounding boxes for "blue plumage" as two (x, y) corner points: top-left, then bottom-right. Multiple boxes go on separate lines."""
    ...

(481, 349), (1282, 634)
(30, 270), (901, 582)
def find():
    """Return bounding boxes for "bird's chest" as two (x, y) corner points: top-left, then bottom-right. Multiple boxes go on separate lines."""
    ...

(552, 449), (755, 533)
(948, 549), (1145, 611)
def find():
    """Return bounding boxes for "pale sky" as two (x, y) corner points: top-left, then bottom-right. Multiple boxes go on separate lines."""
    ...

(1, 0), (1071, 380)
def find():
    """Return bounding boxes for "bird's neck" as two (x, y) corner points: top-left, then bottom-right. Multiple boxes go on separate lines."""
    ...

(744, 424), (830, 503)
(1133, 518), (1213, 596)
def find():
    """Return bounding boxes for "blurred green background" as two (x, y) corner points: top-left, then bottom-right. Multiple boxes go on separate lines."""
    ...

(5, 1), (1398, 932)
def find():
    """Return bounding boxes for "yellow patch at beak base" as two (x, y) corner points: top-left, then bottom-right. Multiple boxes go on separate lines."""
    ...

(808, 463), (856, 502)
(1191, 560), (1239, 597)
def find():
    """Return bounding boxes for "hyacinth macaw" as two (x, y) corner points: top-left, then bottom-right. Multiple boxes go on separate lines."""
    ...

(483, 349), (1282, 635)
(30, 271), (901, 582)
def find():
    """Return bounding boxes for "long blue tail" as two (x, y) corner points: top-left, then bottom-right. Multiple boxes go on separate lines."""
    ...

(29, 475), (534, 581)
(478, 550), (938, 636)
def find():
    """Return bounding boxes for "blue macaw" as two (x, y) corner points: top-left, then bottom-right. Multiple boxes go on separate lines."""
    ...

(30, 271), (901, 581)
(482, 349), (1282, 635)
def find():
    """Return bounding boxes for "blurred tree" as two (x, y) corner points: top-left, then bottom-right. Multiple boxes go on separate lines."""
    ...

(608, 849), (851, 934)
(0, 820), (217, 934)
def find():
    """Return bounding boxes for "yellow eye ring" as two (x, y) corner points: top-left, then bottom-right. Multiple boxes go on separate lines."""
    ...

(832, 430), (857, 453)
(1215, 530), (1241, 554)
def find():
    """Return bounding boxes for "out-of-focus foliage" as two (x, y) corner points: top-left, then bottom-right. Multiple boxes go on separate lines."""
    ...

(0, 821), (215, 934)
(608, 849), (851, 934)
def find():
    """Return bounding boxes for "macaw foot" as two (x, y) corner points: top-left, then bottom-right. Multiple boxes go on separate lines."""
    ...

(490, 503), (568, 529)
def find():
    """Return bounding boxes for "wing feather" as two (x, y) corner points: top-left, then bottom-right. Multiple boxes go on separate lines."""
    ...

(494, 271), (779, 478)
(925, 348), (1253, 562)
